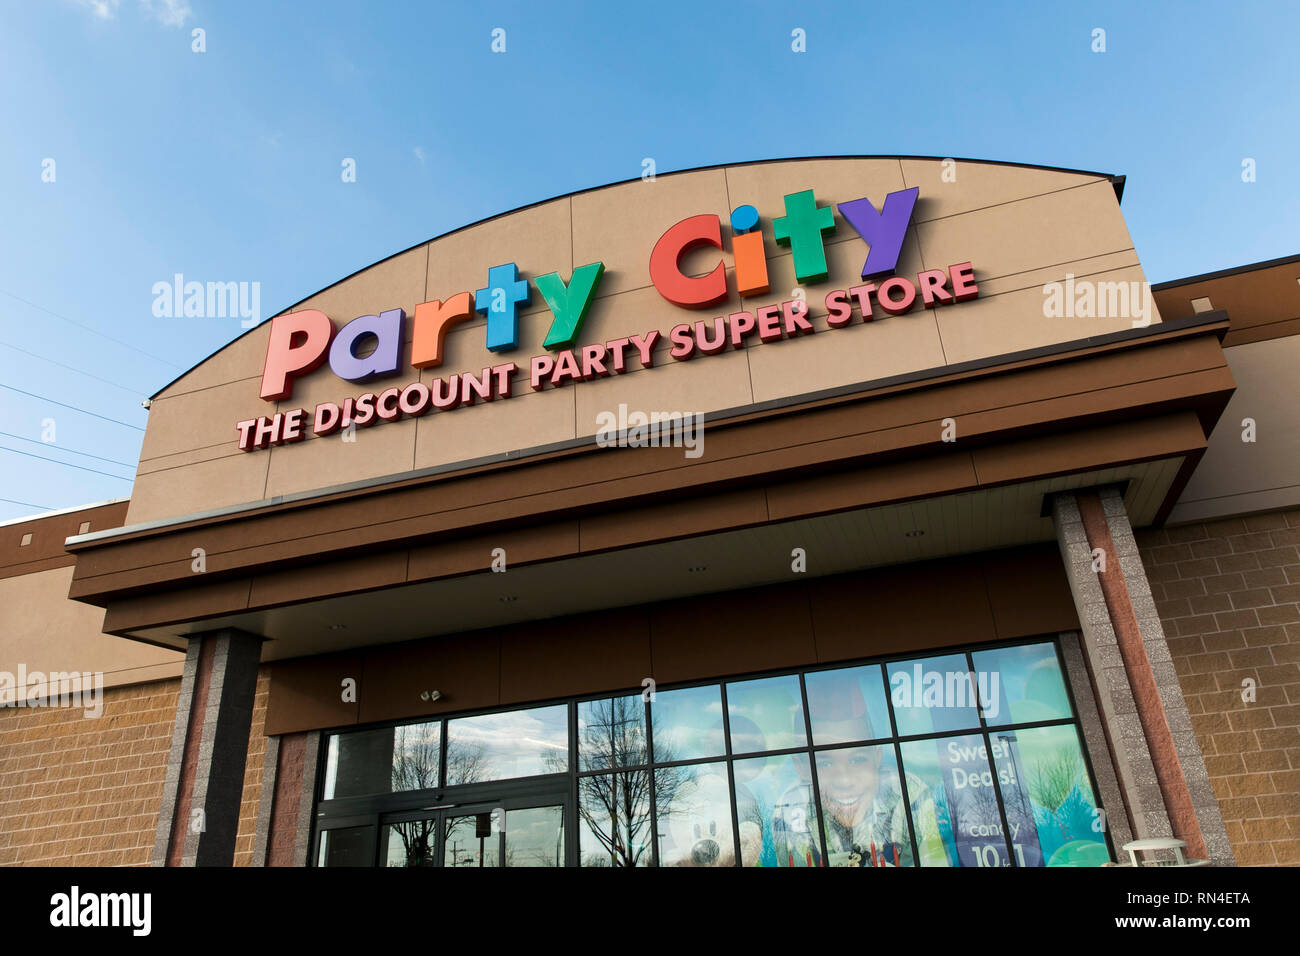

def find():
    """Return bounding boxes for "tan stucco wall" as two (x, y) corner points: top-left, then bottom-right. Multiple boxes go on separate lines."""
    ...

(1169, 335), (1300, 523)
(0, 566), (183, 700)
(128, 157), (1159, 525)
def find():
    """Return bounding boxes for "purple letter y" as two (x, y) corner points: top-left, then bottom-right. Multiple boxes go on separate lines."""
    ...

(838, 187), (919, 278)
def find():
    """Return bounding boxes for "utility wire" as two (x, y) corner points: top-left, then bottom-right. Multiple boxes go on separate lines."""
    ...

(0, 444), (132, 482)
(0, 339), (146, 396)
(0, 430), (137, 469)
(0, 382), (145, 431)
(0, 287), (182, 370)
(0, 496), (52, 511)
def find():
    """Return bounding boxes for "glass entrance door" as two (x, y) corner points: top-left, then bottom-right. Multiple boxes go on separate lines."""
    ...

(375, 793), (568, 868)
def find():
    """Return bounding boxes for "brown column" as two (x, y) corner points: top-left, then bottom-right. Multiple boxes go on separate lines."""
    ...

(152, 628), (263, 866)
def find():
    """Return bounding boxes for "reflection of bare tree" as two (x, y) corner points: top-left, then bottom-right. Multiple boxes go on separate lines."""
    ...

(564, 696), (686, 867)
(386, 727), (487, 867)
(437, 742), (490, 858)
(445, 741), (488, 787)
(443, 816), (499, 868)
(580, 771), (652, 866)
(392, 723), (441, 792)
(386, 724), (442, 866)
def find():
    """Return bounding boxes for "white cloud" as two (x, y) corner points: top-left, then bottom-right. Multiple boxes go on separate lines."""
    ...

(413, 147), (427, 166)
(71, 0), (192, 27)
(72, 0), (121, 19)
(138, 0), (193, 28)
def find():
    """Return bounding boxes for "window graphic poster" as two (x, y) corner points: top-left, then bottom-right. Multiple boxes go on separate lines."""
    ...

(998, 725), (1110, 866)
(935, 734), (1043, 867)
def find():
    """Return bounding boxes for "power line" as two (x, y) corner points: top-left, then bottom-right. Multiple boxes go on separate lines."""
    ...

(0, 339), (146, 396)
(0, 444), (133, 482)
(0, 382), (145, 431)
(0, 287), (183, 370)
(0, 496), (52, 511)
(0, 430), (137, 469)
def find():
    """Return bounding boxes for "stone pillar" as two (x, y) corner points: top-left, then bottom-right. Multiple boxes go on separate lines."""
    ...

(1052, 486), (1235, 866)
(152, 628), (263, 867)
(252, 730), (321, 867)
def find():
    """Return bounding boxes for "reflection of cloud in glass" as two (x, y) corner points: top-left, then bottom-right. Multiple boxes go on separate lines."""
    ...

(504, 806), (564, 867)
(447, 705), (568, 781)
(651, 686), (725, 762)
(727, 675), (805, 753)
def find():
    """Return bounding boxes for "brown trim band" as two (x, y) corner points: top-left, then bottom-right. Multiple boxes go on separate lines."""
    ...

(1222, 315), (1300, 348)
(263, 542), (1081, 735)
(71, 328), (1233, 616)
(0, 500), (128, 581)
(99, 411), (1207, 637)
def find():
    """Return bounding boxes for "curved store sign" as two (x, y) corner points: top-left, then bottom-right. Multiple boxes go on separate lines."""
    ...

(237, 187), (978, 452)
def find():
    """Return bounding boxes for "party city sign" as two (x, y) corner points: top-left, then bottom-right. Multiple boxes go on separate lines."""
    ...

(236, 187), (979, 452)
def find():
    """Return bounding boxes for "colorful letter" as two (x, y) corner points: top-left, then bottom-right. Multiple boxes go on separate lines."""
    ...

(536, 261), (605, 349)
(476, 263), (531, 351)
(838, 187), (918, 278)
(328, 309), (404, 382)
(411, 292), (474, 368)
(649, 215), (727, 308)
(730, 205), (770, 297)
(772, 190), (836, 283)
(260, 309), (334, 401)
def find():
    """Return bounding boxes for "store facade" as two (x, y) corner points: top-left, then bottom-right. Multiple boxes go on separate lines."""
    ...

(4, 156), (1299, 867)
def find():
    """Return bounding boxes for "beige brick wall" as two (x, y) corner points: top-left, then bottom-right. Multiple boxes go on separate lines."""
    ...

(0, 679), (179, 866)
(1138, 508), (1300, 866)
(0, 664), (273, 867)
(233, 667), (270, 867)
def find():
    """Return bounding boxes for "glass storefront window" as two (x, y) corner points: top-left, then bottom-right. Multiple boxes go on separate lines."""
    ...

(805, 664), (892, 745)
(445, 704), (569, 782)
(443, 812), (499, 868)
(816, 744), (915, 867)
(504, 806), (565, 867)
(655, 761), (734, 866)
(900, 733), (1010, 867)
(382, 818), (437, 867)
(315, 639), (1111, 868)
(650, 685), (725, 763)
(733, 752), (817, 867)
(577, 771), (653, 867)
(726, 674), (807, 754)
(971, 643), (1073, 726)
(317, 826), (372, 867)
(887, 653), (984, 736)
(322, 720), (440, 799)
(578, 695), (647, 771)
(990, 725), (1109, 866)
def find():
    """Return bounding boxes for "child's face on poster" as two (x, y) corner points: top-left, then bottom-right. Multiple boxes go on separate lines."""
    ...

(820, 748), (882, 828)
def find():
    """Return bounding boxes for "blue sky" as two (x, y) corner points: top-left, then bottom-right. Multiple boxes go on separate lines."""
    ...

(1, 0), (1296, 521)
